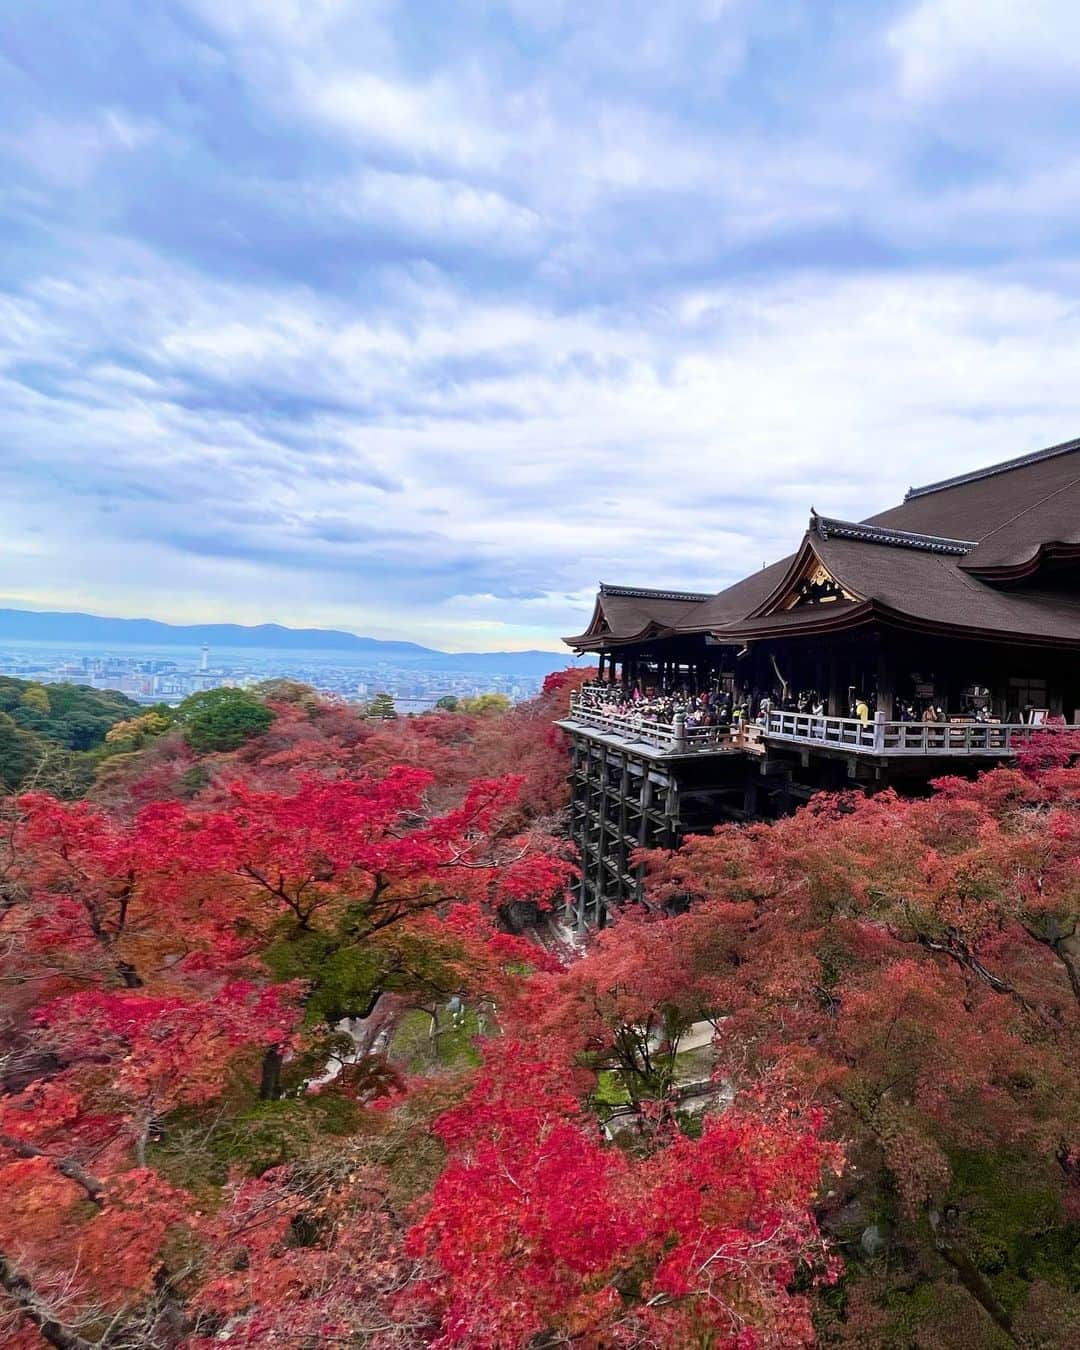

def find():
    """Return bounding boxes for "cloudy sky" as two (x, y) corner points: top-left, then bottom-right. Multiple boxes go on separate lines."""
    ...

(3, 1), (1080, 651)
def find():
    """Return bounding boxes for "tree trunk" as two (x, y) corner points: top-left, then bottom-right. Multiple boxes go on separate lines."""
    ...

(929, 1214), (1016, 1343)
(1054, 933), (1080, 1008)
(0, 1252), (96, 1350)
(259, 1045), (283, 1100)
(0, 1132), (104, 1203)
(116, 959), (143, 989)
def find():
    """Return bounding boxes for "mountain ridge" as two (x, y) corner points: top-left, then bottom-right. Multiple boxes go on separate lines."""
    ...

(0, 608), (567, 676)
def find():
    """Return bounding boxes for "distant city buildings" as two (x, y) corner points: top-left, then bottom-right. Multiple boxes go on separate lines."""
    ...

(0, 643), (545, 710)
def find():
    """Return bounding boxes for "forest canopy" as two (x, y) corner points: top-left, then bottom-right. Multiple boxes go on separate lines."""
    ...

(0, 672), (1077, 1348)
(0, 677), (142, 794)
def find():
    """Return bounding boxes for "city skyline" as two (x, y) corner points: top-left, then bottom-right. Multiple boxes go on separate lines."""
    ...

(6, 3), (1080, 649)
(0, 635), (549, 711)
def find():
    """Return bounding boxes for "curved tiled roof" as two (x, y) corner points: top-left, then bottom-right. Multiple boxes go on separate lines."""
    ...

(565, 435), (1080, 653)
(812, 533), (1080, 647)
(563, 584), (710, 648)
(865, 436), (1080, 540)
(814, 515), (975, 555)
(903, 434), (1080, 500)
(958, 480), (1080, 579)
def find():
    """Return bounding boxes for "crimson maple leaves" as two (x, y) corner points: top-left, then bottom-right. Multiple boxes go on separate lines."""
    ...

(634, 760), (1080, 1341)
(5, 678), (1076, 1348)
(411, 1050), (836, 1347)
(0, 742), (573, 1345)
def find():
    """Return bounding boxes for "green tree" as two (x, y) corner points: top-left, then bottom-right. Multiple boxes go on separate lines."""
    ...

(366, 692), (397, 720)
(435, 695), (460, 712)
(0, 678), (142, 790)
(459, 692), (510, 716)
(0, 710), (42, 791)
(176, 687), (275, 752)
(104, 709), (173, 750)
(19, 684), (51, 715)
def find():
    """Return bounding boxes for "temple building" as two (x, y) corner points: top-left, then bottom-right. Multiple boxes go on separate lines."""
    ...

(558, 436), (1080, 924)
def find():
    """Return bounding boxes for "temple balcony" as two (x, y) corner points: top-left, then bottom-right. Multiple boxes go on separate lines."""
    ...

(558, 694), (750, 758)
(763, 709), (1071, 758)
(560, 696), (1073, 761)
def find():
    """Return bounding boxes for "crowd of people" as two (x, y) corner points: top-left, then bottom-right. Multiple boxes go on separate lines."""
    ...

(575, 679), (1013, 731)
(576, 680), (740, 731)
(576, 680), (839, 732)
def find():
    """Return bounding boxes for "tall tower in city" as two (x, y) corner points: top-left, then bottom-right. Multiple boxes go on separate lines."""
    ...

(200, 644), (209, 672)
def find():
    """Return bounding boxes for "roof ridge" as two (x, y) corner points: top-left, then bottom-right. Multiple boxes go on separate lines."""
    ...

(813, 514), (975, 556)
(599, 582), (713, 602)
(905, 435), (1080, 500)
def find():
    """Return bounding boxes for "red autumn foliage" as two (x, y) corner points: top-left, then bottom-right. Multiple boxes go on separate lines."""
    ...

(4, 686), (1077, 1348)
(0, 689), (579, 1345)
(408, 1050), (836, 1348)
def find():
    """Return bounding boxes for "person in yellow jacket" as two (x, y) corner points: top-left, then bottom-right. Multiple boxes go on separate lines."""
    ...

(855, 696), (870, 725)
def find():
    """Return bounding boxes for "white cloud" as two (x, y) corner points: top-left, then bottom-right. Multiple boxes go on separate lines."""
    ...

(889, 0), (1080, 99)
(5, 110), (157, 188)
(305, 71), (508, 171)
(7, 242), (1080, 647)
(178, 0), (359, 45)
(322, 169), (544, 251)
(5, 1), (1080, 650)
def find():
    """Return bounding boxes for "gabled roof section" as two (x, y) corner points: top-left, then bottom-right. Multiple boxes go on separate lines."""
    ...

(706, 511), (1080, 648)
(562, 433), (1080, 655)
(733, 530), (862, 622)
(809, 531), (1080, 648)
(727, 513), (974, 629)
(563, 582), (710, 650)
(678, 523), (862, 637)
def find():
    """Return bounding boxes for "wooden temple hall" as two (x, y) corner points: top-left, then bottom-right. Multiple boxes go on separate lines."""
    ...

(557, 436), (1080, 924)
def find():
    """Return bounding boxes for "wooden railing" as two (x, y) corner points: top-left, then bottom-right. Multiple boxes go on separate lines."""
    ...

(764, 710), (1071, 757)
(565, 694), (734, 753)
(565, 695), (1073, 758)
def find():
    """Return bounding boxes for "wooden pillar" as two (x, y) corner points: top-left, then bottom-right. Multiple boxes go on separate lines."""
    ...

(639, 774), (652, 846)
(618, 760), (629, 897)
(664, 776), (679, 848)
(571, 740), (587, 931)
(743, 775), (759, 820)
(876, 633), (895, 720)
(595, 744), (608, 923)
(827, 651), (844, 717)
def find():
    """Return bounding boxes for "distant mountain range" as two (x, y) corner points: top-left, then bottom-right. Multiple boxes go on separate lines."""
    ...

(0, 608), (568, 677)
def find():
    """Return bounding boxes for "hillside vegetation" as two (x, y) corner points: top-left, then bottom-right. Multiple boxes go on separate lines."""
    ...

(0, 672), (1077, 1348)
(0, 676), (142, 795)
